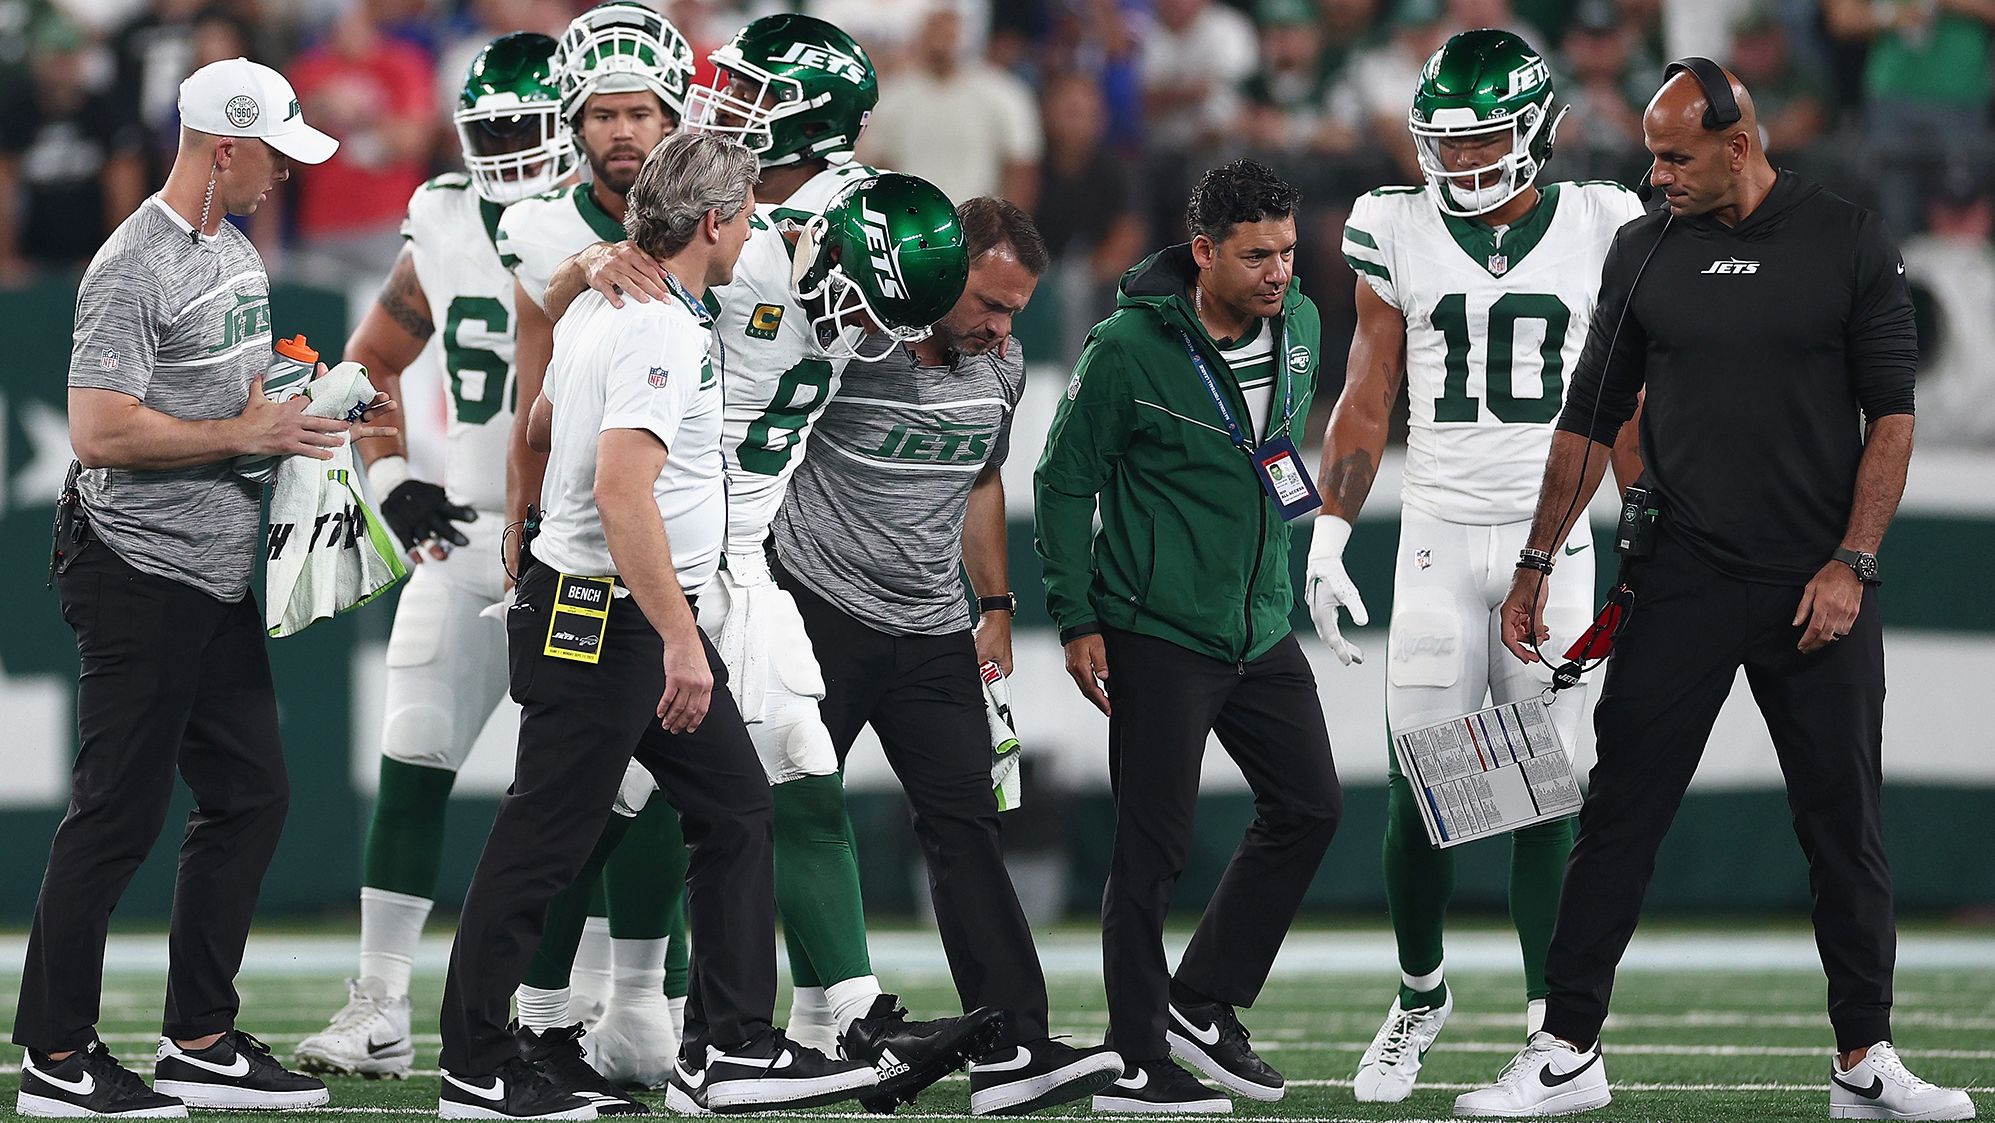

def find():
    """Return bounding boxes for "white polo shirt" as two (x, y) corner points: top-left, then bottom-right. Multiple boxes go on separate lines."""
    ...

(533, 286), (726, 591)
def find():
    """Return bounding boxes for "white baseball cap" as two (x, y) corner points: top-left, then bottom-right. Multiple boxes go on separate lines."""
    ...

(178, 57), (338, 165)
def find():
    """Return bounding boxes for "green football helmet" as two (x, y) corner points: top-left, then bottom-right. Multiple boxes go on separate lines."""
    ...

(1409, 28), (1566, 217)
(554, 1), (695, 124)
(790, 173), (967, 362)
(455, 32), (576, 205)
(685, 13), (878, 168)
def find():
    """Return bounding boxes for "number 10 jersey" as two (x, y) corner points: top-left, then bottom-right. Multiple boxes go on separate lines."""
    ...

(1342, 181), (1644, 525)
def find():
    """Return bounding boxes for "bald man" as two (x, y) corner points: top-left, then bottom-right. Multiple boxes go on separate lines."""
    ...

(1454, 63), (1975, 1120)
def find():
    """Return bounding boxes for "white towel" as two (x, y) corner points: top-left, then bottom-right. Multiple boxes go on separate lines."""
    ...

(265, 362), (407, 637)
(982, 660), (1022, 812)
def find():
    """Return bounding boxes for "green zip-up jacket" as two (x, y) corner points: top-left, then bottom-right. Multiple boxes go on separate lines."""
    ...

(1033, 244), (1322, 664)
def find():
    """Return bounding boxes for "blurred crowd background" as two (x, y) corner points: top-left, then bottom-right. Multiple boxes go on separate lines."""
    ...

(4, 0), (1994, 438)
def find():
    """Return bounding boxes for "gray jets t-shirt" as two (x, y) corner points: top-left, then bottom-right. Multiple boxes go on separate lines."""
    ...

(69, 196), (269, 601)
(773, 340), (1024, 636)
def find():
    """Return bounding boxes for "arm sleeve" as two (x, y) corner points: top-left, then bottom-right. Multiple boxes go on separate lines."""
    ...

(1556, 225), (1649, 444)
(985, 344), (1027, 470)
(599, 311), (691, 449)
(68, 259), (167, 398)
(1342, 195), (1398, 309)
(1033, 334), (1134, 640)
(1847, 209), (1917, 420)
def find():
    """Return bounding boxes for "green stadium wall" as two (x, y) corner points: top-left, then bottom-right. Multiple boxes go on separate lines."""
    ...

(2, 274), (1991, 925)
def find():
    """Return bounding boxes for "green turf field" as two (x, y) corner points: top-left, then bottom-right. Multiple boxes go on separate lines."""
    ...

(3, 929), (1989, 1123)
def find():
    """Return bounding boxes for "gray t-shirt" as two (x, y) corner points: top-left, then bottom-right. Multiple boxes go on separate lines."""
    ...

(773, 340), (1025, 636)
(69, 196), (269, 601)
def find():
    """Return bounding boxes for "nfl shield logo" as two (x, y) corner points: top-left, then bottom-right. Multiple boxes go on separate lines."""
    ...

(1488, 254), (1508, 276)
(1416, 548), (1433, 570)
(647, 366), (668, 389)
(98, 347), (118, 371)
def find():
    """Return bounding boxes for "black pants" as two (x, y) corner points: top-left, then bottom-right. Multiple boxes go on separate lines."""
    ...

(781, 567), (1051, 1046)
(1098, 626), (1342, 1061)
(1542, 526), (1894, 1054)
(15, 541), (288, 1052)
(438, 563), (776, 1076)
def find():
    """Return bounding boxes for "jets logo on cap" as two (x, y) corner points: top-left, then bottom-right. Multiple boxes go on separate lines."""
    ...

(286, 98), (301, 121)
(225, 94), (259, 128)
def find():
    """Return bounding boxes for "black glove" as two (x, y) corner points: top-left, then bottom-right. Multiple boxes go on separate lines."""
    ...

(381, 479), (476, 553)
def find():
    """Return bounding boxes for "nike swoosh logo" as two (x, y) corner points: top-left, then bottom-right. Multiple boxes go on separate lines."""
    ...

(24, 1060), (94, 1096)
(168, 1051), (251, 1078)
(444, 1074), (506, 1101)
(1119, 1068), (1150, 1091)
(367, 1038), (404, 1055)
(1832, 1074), (1884, 1100)
(713, 1049), (793, 1071)
(1538, 1053), (1600, 1088)
(1564, 544), (1587, 556)
(976, 1047), (1033, 1073)
(1170, 1007), (1221, 1047)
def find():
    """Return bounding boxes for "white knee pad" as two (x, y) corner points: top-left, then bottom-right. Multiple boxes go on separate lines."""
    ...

(750, 692), (839, 785)
(611, 759), (655, 818)
(381, 563), (508, 771)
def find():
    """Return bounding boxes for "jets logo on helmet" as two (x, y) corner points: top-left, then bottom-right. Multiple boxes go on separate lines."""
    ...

(555, 0), (696, 123)
(790, 173), (967, 362)
(684, 13), (879, 168)
(454, 32), (577, 205)
(1409, 28), (1567, 218)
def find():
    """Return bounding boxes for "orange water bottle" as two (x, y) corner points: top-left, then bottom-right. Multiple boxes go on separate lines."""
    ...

(236, 335), (319, 484)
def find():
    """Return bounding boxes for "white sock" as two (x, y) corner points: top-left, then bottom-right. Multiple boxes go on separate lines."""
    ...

(358, 887), (432, 999)
(1526, 999), (1546, 1036)
(1402, 965), (1444, 995)
(611, 938), (669, 1009)
(572, 917), (613, 1011)
(516, 985), (571, 1032)
(789, 985), (830, 1031)
(824, 975), (884, 1033)
(668, 995), (687, 1040)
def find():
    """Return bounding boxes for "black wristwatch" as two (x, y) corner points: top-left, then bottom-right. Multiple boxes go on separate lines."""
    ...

(978, 592), (1018, 615)
(1832, 547), (1881, 585)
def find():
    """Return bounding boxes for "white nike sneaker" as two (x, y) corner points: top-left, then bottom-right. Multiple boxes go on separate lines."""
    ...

(1353, 989), (1454, 1103)
(295, 976), (415, 1079)
(1829, 1041), (1976, 1120)
(1454, 1032), (1610, 1117)
(584, 998), (678, 1090)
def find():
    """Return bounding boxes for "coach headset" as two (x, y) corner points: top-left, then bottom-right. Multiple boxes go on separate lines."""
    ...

(1534, 57), (1739, 689)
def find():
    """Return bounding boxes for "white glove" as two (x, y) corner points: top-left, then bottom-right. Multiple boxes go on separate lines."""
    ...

(1306, 515), (1369, 666)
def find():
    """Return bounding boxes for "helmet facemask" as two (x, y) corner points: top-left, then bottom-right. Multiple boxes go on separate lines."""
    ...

(790, 214), (931, 362)
(556, 5), (694, 124)
(1410, 95), (1565, 217)
(686, 59), (868, 168)
(456, 95), (575, 204)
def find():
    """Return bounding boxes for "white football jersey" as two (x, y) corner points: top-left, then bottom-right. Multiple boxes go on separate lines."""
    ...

(710, 160), (881, 555)
(402, 173), (519, 513)
(496, 181), (628, 311)
(1342, 181), (1644, 524)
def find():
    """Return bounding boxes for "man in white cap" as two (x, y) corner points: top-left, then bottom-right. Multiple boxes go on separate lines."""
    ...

(13, 57), (382, 1120)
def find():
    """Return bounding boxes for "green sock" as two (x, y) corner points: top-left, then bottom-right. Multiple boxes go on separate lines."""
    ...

(663, 894), (690, 999)
(606, 801), (686, 940)
(1509, 815), (1576, 1001)
(1383, 753), (1452, 1008)
(773, 773), (872, 988)
(523, 814), (631, 990)
(363, 759), (458, 897)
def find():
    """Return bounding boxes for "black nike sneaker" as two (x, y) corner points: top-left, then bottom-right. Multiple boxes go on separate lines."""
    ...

(1165, 997), (1285, 1101)
(440, 1055), (598, 1120)
(701, 1030), (876, 1113)
(16, 1040), (186, 1118)
(1092, 1058), (1232, 1114)
(152, 1030), (329, 1110)
(664, 1044), (710, 1116)
(839, 995), (1007, 1112)
(967, 1038), (1123, 1116)
(514, 1023), (649, 1116)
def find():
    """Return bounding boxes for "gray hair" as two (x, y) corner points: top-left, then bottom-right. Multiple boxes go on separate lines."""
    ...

(623, 132), (759, 258)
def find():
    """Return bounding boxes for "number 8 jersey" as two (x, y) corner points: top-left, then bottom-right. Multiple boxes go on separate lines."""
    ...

(403, 172), (517, 514)
(1342, 181), (1643, 525)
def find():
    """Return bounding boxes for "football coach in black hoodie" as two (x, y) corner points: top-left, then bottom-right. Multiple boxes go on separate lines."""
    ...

(1453, 65), (1974, 1120)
